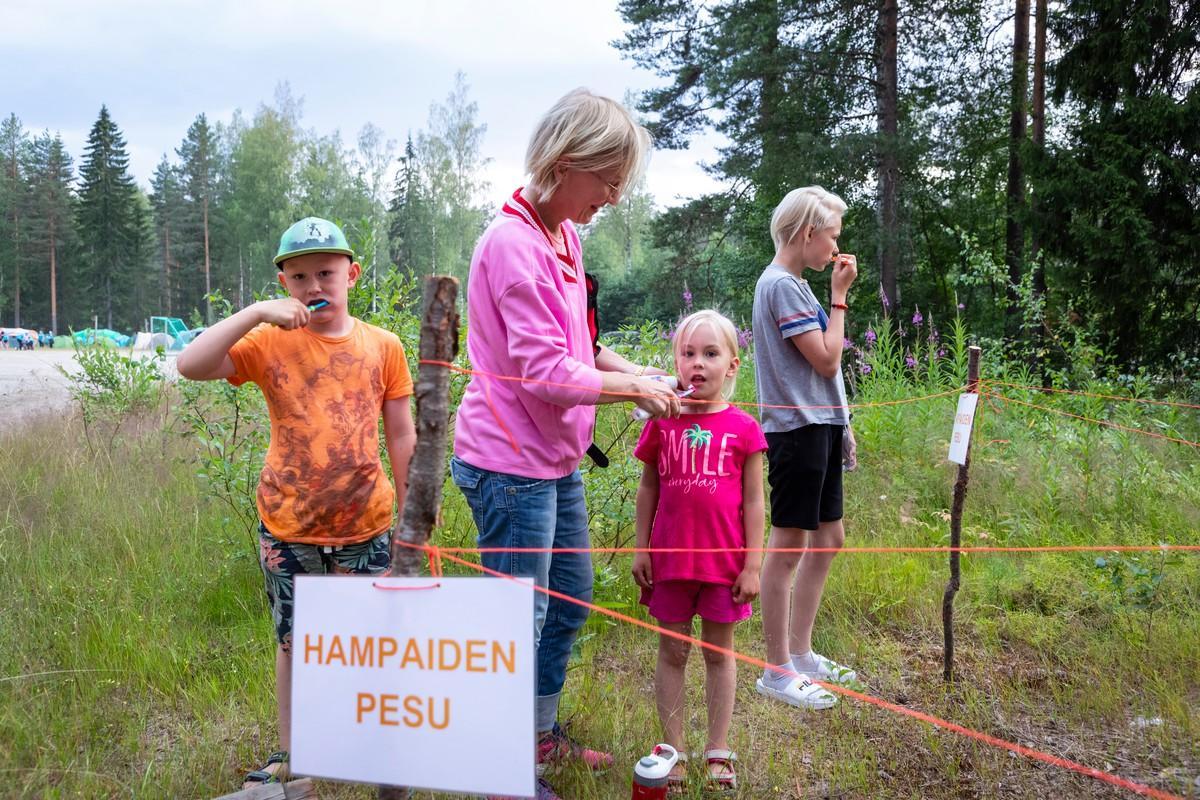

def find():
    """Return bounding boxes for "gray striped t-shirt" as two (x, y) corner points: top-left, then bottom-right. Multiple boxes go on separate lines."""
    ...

(751, 263), (849, 432)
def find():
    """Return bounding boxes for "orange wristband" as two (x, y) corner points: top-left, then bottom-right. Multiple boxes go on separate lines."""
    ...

(831, 302), (849, 311)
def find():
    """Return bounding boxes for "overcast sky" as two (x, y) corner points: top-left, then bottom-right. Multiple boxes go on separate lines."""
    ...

(1, 0), (726, 208)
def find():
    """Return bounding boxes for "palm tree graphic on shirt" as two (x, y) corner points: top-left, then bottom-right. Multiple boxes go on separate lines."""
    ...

(684, 423), (713, 448)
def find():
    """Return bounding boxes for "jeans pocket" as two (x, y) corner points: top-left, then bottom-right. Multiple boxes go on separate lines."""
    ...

(449, 457), (482, 490)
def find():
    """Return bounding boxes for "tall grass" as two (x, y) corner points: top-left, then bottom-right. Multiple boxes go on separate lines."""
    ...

(1, 325), (1197, 798)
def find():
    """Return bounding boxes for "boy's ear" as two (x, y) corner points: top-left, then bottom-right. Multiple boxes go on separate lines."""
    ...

(347, 260), (362, 286)
(276, 271), (287, 290)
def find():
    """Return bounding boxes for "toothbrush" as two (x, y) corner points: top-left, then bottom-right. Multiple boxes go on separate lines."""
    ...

(307, 299), (330, 310)
(634, 385), (695, 420)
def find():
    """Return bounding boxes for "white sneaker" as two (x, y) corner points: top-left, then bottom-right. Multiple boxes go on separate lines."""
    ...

(755, 675), (837, 710)
(796, 652), (858, 684)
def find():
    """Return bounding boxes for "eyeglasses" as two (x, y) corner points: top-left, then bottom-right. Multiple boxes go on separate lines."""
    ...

(592, 172), (623, 199)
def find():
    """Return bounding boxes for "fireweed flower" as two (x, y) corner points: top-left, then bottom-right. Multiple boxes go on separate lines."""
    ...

(860, 363), (873, 375)
(937, 348), (947, 359)
(879, 284), (891, 311)
(843, 338), (853, 349)
(682, 289), (693, 309)
(905, 353), (917, 369)
(912, 308), (923, 326)
(957, 302), (965, 310)
(737, 328), (753, 349)
(864, 328), (877, 345)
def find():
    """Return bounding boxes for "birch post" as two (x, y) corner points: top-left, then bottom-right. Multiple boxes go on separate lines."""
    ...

(943, 345), (981, 682)
(378, 276), (459, 800)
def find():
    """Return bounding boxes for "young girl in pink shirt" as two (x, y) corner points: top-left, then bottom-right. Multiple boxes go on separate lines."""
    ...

(632, 310), (767, 794)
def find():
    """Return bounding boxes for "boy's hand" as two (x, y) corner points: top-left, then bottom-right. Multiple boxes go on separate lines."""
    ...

(632, 551), (653, 589)
(843, 424), (858, 471)
(831, 253), (858, 298)
(256, 297), (311, 330)
(732, 567), (760, 604)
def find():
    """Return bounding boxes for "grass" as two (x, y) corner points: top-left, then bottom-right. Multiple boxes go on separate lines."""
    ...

(1, 340), (1198, 799)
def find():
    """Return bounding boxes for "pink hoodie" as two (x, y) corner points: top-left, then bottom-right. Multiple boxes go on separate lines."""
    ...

(453, 191), (603, 479)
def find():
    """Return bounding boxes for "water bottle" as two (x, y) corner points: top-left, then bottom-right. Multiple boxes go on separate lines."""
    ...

(631, 743), (679, 800)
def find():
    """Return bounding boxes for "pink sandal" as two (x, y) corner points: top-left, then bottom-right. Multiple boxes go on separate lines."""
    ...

(704, 749), (737, 793)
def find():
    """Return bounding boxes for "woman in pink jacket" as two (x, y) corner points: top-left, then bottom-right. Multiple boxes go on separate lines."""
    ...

(450, 88), (679, 800)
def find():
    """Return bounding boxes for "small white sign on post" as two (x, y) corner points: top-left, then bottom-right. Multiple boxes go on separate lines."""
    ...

(291, 575), (535, 797)
(948, 392), (980, 465)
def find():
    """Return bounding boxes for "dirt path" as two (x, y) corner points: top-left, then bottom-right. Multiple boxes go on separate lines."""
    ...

(0, 349), (178, 429)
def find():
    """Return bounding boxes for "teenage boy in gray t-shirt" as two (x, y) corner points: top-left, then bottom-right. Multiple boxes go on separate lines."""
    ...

(751, 185), (860, 711)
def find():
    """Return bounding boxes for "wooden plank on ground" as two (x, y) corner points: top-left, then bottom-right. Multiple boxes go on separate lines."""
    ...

(212, 777), (317, 800)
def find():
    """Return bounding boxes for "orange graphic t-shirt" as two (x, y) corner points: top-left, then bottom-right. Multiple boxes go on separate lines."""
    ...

(227, 319), (414, 545)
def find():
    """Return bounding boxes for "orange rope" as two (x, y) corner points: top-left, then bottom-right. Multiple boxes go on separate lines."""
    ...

(986, 380), (1200, 411)
(986, 391), (1200, 448)
(418, 359), (963, 412)
(403, 541), (1185, 800)
(432, 544), (1200, 555)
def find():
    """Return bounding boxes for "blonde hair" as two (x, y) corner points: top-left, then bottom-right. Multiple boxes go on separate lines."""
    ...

(525, 88), (651, 203)
(770, 186), (848, 251)
(673, 309), (741, 400)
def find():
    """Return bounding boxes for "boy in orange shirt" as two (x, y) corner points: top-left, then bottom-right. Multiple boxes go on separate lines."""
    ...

(177, 217), (416, 788)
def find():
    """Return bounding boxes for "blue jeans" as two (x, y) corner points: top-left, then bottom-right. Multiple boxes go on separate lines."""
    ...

(450, 457), (593, 732)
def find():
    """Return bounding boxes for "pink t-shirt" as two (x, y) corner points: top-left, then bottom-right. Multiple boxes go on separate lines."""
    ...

(634, 406), (768, 585)
(454, 189), (604, 479)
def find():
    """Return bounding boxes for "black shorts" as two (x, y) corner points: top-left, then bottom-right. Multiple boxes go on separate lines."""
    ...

(765, 424), (844, 531)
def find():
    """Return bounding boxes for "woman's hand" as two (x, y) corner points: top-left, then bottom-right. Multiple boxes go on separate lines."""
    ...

(632, 551), (654, 589)
(630, 375), (682, 418)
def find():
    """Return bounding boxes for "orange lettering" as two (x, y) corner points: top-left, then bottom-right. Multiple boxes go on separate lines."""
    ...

(466, 639), (487, 672)
(492, 640), (516, 674)
(379, 636), (398, 667)
(379, 693), (399, 726)
(326, 635), (346, 666)
(303, 634), (323, 665)
(356, 692), (376, 723)
(439, 639), (462, 671)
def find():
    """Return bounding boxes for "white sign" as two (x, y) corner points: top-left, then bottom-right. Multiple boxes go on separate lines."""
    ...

(291, 575), (535, 797)
(948, 392), (980, 465)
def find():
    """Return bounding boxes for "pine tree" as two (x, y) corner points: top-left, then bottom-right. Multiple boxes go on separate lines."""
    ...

(149, 155), (186, 316)
(0, 114), (34, 327)
(77, 105), (141, 330)
(387, 134), (430, 274)
(27, 131), (76, 334)
(1035, 0), (1200, 362)
(177, 114), (217, 322)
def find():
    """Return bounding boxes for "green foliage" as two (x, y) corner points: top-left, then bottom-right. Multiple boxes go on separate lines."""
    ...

(76, 105), (145, 331)
(62, 344), (167, 423)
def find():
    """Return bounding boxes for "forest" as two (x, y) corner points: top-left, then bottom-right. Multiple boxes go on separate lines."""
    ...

(0, 0), (1197, 381)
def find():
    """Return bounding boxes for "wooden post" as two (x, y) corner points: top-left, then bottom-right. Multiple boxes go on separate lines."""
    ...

(943, 345), (981, 682)
(378, 276), (459, 800)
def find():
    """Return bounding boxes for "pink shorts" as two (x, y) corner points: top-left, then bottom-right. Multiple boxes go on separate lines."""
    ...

(640, 580), (753, 624)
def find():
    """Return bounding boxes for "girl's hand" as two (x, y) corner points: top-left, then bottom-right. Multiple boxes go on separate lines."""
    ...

(842, 424), (858, 471)
(632, 551), (654, 589)
(731, 568), (760, 604)
(830, 253), (858, 297)
(256, 297), (311, 329)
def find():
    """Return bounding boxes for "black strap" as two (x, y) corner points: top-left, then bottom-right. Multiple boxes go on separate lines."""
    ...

(586, 442), (609, 468)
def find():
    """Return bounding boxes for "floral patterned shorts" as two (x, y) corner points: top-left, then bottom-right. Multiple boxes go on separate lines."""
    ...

(258, 523), (391, 651)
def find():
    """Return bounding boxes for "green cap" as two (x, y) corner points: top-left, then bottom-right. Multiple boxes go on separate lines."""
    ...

(273, 217), (354, 267)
